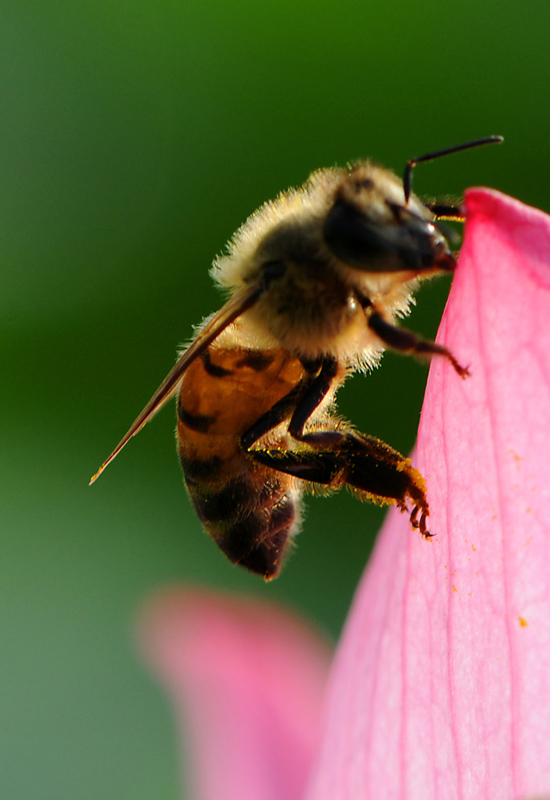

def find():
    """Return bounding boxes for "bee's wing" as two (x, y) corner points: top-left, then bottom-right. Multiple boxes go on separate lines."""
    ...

(90, 283), (262, 484)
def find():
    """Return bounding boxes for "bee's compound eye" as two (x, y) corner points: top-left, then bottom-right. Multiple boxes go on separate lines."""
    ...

(323, 199), (393, 269)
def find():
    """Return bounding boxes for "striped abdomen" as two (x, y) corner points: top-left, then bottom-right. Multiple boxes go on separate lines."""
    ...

(177, 346), (305, 579)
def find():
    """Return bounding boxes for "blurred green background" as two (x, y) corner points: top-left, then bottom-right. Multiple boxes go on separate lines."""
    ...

(1, 0), (547, 797)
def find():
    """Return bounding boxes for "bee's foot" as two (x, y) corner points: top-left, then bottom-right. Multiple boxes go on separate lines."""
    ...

(409, 503), (433, 538)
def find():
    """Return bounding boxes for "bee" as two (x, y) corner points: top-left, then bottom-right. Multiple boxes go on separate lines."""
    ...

(91, 136), (502, 580)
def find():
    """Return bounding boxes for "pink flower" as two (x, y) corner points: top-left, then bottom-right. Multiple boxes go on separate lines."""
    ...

(140, 588), (331, 800)
(140, 189), (550, 800)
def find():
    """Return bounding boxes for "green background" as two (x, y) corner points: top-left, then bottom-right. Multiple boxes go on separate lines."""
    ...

(2, 1), (546, 797)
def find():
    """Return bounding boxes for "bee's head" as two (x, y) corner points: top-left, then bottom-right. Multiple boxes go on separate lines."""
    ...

(323, 136), (503, 278)
(323, 163), (456, 276)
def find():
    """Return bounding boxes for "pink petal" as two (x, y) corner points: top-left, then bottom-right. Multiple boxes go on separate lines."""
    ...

(139, 587), (331, 800)
(306, 189), (550, 800)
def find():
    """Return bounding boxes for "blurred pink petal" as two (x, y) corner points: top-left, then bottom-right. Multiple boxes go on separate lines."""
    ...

(306, 189), (550, 800)
(140, 587), (331, 800)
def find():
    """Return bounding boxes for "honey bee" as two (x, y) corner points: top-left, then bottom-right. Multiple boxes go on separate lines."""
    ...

(91, 136), (502, 580)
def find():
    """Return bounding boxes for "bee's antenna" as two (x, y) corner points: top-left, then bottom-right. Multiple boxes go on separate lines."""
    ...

(403, 135), (504, 204)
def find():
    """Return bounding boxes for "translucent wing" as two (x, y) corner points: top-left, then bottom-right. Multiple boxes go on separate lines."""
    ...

(90, 283), (262, 484)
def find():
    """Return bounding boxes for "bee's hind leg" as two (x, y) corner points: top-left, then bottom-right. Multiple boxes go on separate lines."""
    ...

(249, 437), (431, 537)
(243, 355), (431, 537)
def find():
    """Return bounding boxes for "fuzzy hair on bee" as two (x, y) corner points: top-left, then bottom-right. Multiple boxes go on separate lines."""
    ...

(91, 136), (502, 580)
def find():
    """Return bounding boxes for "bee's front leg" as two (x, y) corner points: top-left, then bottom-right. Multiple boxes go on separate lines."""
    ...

(367, 310), (469, 378)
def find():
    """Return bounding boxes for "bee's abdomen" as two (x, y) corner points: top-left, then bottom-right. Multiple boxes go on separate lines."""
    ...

(176, 346), (304, 579)
(180, 456), (301, 579)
